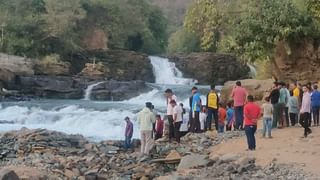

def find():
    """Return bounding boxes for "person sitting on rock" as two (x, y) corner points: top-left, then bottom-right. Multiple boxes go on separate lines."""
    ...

(124, 116), (133, 151)
(137, 102), (156, 156)
(155, 115), (164, 140)
(244, 95), (261, 151)
(218, 103), (227, 133)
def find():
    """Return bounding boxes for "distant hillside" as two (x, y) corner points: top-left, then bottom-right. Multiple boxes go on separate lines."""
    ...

(149, 0), (193, 32)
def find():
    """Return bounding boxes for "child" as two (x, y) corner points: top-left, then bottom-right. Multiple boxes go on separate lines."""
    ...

(218, 103), (227, 133)
(155, 115), (164, 140)
(261, 97), (273, 138)
(199, 106), (207, 132)
(226, 101), (234, 131)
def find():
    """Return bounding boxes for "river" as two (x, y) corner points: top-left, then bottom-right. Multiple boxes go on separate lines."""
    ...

(0, 56), (211, 141)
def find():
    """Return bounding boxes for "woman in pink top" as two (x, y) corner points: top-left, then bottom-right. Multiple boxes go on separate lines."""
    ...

(231, 81), (248, 130)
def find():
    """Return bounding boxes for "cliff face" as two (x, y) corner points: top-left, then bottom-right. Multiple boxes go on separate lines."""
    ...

(273, 40), (320, 83)
(69, 50), (155, 83)
(169, 53), (250, 85)
(0, 50), (155, 100)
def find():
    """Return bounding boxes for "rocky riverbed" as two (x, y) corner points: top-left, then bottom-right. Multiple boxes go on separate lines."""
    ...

(0, 128), (316, 180)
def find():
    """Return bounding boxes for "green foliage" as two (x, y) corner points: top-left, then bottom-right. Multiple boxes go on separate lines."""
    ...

(181, 0), (320, 61)
(233, 0), (319, 61)
(184, 0), (223, 51)
(0, 0), (168, 58)
(307, 0), (320, 18)
(168, 29), (201, 54)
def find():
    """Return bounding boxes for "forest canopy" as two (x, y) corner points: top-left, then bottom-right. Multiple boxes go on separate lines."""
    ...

(0, 0), (168, 58)
(169, 0), (320, 62)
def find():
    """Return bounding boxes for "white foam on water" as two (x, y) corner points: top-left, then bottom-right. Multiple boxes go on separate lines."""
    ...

(0, 105), (139, 141)
(0, 56), (210, 141)
(149, 56), (197, 85)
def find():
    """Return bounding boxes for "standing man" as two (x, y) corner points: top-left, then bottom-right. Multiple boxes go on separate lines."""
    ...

(206, 84), (219, 131)
(284, 83), (291, 127)
(269, 82), (280, 128)
(165, 89), (177, 142)
(191, 86), (202, 133)
(124, 117), (133, 151)
(137, 102), (156, 156)
(231, 81), (248, 130)
(279, 82), (288, 128)
(300, 85), (312, 138)
(311, 85), (320, 126)
(244, 95), (261, 151)
(170, 100), (183, 143)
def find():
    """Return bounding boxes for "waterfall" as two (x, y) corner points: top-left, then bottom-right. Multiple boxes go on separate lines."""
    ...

(149, 56), (197, 85)
(0, 56), (208, 141)
(247, 63), (257, 78)
(83, 82), (105, 100)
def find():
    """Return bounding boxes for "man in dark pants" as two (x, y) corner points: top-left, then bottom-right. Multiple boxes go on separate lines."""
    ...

(231, 81), (248, 130)
(191, 87), (202, 133)
(244, 95), (260, 151)
(170, 100), (183, 143)
(189, 95), (194, 132)
(165, 89), (177, 141)
(206, 84), (219, 131)
(300, 85), (312, 137)
(311, 85), (320, 126)
(269, 82), (280, 128)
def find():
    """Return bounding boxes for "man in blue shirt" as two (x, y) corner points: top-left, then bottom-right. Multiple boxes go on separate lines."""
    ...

(311, 85), (320, 126)
(190, 87), (202, 133)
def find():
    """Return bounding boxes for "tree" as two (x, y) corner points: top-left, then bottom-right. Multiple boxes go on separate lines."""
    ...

(168, 28), (201, 54)
(184, 0), (223, 51)
(233, 0), (320, 62)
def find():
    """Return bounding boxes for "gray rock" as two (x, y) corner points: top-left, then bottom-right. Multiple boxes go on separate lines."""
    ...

(0, 169), (20, 180)
(177, 154), (209, 170)
(220, 154), (240, 163)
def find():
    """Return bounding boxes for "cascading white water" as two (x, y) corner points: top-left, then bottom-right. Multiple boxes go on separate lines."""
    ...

(149, 56), (197, 85)
(247, 63), (257, 78)
(83, 82), (105, 100)
(0, 56), (207, 141)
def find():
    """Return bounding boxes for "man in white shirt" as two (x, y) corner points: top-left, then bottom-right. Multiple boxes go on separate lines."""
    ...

(170, 99), (183, 143)
(165, 89), (177, 142)
(137, 102), (156, 156)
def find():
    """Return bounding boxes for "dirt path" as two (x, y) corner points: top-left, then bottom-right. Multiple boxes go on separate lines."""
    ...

(211, 126), (320, 177)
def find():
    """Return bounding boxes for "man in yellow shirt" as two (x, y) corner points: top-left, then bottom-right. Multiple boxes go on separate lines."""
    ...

(293, 84), (300, 98)
(206, 85), (219, 131)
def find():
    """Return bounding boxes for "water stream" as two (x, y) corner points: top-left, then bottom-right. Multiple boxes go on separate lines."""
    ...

(0, 56), (208, 141)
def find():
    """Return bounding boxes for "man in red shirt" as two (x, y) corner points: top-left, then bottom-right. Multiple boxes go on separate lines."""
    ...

(244, 95), (261, 151)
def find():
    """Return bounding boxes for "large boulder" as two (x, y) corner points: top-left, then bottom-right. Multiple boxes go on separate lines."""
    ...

(169, 53), (250, 85)
(220, 79), (274, 103)
(6, 75), (151, 100)
(11, 75), (83, 99)
(90, 80), (152, 101)
(0, 169), (19, 180)
(34, 60), (71, 76)
(0, 53), (34, 84)
(69, 50), (155, 82)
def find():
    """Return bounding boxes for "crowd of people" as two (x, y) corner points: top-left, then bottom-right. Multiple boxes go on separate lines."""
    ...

(123, 80), (320, 156)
